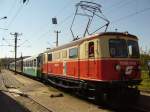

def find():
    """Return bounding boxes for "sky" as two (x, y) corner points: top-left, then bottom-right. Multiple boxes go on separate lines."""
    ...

(0, 0), (150, 58)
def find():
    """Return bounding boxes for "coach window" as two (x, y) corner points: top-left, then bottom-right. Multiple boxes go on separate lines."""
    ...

(62, 50), (67, 58)
(29, 60), (32, 67)
(53, 52), (60, 59)
(32, 60), (33, 67)
(48, 53), (52, 61)
(29, 61), (31, 67)
(29, 61), (30, 67)
(34, 59), (36, 67)
(88, 42), (94, 58)
(69, 47), (78, 58)
(31, 60), (32, 67)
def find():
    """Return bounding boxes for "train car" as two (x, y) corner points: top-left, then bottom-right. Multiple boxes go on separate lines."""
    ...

(8, 32), (141, 106)
(9, 59), (23, 73)
(23, 56), (38, 77)
(40, 32), (141, 104)
(9, 61), (15, 71)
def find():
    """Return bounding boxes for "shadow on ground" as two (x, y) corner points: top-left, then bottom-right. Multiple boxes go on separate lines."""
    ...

(0, 91), (30, 112)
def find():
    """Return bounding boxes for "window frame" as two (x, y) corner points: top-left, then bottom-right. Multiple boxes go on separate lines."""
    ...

(109, 39), (128, 58)
(127, 40), (140, 58)
(88, 41), (95, 58)
(48, 53), (52, 61)
(69, 47), (78, 59)
(62, 50), (67, 59)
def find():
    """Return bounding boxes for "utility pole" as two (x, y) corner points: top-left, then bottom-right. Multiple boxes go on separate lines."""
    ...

(54, 30), (61, 47)
(10, 32), (22, 74)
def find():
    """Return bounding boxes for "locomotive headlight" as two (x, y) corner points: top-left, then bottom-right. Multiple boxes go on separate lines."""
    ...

(115, 64), (121, 71)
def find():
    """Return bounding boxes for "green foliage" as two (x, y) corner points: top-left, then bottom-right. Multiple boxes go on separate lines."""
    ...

(139, 54), (150, 90)
(140, 54), (150, 70)
(139, 71), (150, 91)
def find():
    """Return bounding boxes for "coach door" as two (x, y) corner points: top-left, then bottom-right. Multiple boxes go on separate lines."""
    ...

(37, 54), (43, 78)
(87, 41), (96, 78)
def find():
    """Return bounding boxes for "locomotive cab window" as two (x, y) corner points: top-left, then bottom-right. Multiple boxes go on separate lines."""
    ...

(127, 40), (139, 58)
(48, 53), (52, 61)
(109, 39), (128, 58)
(69, 47), (78, 58)
(88, 42), (94, 58)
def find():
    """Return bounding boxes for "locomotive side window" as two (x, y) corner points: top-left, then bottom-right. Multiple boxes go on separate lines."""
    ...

(48, 53), (52, 61)
(109, 39), (128, 58)
(62, 50), (67, 58)
(88, 42), (94, 58)
(53, 52), (60, 59)
(69, 47), (78, 58)
(127, 40), (139, 58)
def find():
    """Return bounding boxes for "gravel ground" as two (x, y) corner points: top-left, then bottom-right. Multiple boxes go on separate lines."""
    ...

(0, 70), (110, 112)
(1, 69), (150, 112)
(0, 70), (51, 112)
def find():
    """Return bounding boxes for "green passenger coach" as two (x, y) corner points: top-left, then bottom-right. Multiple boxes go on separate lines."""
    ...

(23, 56), (38, 77)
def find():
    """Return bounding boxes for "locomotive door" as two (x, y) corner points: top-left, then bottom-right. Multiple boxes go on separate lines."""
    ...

(62, 50), (67, 76)
(63, 61), (67, 76)
(87, 41), (96, 78)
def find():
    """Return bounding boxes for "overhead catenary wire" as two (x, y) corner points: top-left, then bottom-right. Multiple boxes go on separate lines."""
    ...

(59, 13), (74, 27)
(105, 0), (135, 15)
(7, 5), (24, 28)
(8, 0), (29, 28)
(111, 7), (150, 24)
(2, 1), (26, 42)
(30, 1), (80, 48)
(30, 0), (76, 41)
(105, 0), (129, 12)
(35, 0), (138, 43)
(7, 0), (18, 17)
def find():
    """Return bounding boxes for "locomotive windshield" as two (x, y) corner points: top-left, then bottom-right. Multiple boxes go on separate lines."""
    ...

(109, 39), (139, 58)
(127, 40), (139, 58)
(109, 39), (128, 58)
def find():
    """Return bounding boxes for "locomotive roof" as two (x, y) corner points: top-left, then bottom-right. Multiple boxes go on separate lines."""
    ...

(45, 32), (138, 53)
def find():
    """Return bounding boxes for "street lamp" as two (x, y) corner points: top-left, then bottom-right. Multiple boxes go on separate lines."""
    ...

(0, 16), (8, 30)
(0, 16), (7, 20)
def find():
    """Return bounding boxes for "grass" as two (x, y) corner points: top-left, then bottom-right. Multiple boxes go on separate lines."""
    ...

(139, 71), (150, 91)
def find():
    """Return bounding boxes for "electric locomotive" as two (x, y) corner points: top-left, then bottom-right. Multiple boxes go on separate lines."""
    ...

(39, 32), (141, 105)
